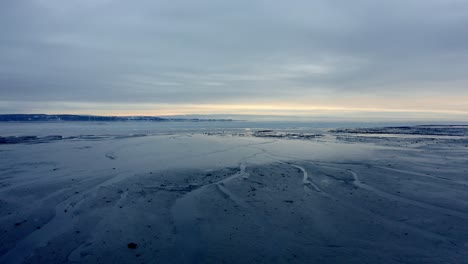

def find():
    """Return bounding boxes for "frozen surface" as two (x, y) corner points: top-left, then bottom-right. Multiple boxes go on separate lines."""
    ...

(0, 122), (467, 264)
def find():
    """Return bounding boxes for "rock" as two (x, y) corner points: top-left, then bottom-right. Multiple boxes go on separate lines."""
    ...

(128, 242), (137, 249)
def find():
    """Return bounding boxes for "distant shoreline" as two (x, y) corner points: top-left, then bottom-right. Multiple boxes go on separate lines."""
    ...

(0, 114), (234, 122)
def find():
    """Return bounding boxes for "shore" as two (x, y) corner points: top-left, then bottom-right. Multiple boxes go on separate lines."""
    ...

(0, 125), (467, 263)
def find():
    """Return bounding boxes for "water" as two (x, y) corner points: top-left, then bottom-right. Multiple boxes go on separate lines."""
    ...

(0, 120), (445, 137)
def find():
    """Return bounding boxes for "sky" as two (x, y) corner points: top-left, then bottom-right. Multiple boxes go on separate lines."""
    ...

(1, 0), (468, 120)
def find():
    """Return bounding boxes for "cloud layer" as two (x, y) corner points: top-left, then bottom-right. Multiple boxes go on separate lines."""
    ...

(1, 0), (468, 118)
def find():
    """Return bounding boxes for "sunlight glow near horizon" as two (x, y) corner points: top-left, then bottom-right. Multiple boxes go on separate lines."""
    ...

(3, 99), (468, 121)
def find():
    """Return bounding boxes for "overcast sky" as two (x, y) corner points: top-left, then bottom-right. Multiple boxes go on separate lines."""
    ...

(1, 0), (468, 119)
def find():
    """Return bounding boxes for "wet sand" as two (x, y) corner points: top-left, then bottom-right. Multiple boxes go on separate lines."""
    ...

(0, 125), (467, 263)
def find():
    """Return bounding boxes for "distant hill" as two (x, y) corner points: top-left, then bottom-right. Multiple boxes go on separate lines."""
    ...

(0, 114), (232, 122)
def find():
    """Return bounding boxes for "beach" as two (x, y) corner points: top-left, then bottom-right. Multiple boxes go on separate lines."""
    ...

(0, 122), (467, 264)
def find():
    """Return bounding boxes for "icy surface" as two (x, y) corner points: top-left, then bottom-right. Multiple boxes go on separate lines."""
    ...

(0, 122), (467, 263)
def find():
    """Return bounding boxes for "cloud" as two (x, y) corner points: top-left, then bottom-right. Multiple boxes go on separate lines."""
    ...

(1, 0), (468, 118)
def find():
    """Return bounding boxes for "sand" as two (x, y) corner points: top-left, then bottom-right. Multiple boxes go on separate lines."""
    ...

(0, 123), (467, 263)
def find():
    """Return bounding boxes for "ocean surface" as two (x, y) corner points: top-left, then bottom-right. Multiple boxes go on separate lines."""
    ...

(0, 120), (461, 137)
